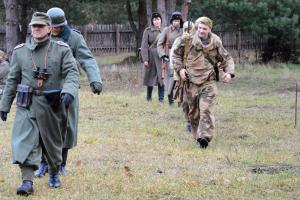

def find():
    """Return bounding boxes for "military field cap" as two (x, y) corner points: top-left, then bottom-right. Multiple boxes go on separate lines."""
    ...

(47, 7), (67, 27)
(170, 11), (182, 22)
(151, 12), (162, 25)
(170, 11), (183, 28)
(29, 12), (51, 26)
(195, 16), (213, 29)
(151, 12), (162, 21)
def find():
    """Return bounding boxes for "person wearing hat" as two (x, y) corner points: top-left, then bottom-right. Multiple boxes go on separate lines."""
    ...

(170, 21), (195, 132)
(34, 7), (102, 177)
(157, 11), (183, 105)
(0, 50), (10, 100)
(140, 12), (164, 102)
(0, 12), (79, 195)
(172, 16), (235, 148)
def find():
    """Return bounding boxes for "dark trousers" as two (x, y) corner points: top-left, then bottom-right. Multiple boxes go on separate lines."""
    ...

(41, 148), (69, 167)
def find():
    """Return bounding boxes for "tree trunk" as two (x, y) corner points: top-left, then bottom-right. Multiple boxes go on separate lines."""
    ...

(126, 0), (147, 52)
(146, 0), (152, 26)
(126, 0), (138, 48)
(166, 0), (176, 24)
(181, 0), (191, 21)
(3, 0), (21, 59)
(19, 1), (28, 43)
(157, 0), (166, 27)
(138, 0), (147, 48)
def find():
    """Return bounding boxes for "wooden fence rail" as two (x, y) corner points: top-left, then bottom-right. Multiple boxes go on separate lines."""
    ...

(0, 24), (265, 60)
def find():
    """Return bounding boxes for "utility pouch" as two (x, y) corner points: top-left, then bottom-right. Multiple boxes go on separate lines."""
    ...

(16, 84), (33, 108)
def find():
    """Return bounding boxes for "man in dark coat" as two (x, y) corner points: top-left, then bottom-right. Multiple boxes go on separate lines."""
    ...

(0, 12), (79, 195)
(35, 7), (102, 177)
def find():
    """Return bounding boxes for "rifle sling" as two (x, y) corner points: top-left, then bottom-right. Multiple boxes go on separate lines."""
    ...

(203, 52), (219, 82)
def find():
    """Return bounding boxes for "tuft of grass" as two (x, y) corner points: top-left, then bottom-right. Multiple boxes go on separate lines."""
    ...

(0, 63), (300, 199)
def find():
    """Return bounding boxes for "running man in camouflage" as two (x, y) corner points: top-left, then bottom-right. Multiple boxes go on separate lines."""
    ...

(172, 16), (235, 148)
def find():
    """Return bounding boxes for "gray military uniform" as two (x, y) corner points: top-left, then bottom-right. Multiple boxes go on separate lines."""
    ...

(0, 38), (79, 171)
(157, 25), (182, 95)
(51, 26), (102, 149)
(141, 26), (163, 86)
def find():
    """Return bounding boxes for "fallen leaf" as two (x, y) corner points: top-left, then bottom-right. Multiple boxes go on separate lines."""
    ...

(76, 160), (82, 167)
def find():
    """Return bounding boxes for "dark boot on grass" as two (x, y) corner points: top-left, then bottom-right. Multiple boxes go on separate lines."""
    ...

(16, 180), (33, 196)
(197, 138), (208, 148)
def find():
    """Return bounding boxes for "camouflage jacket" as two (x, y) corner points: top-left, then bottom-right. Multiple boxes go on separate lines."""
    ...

(172, 32), (235, 85)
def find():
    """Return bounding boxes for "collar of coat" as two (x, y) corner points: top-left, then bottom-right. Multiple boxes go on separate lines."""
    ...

(169, 25), (181, 32)
(150, 25), (162, 32)
(192, 32), (217, 53)
(26, 36), (50, 50)
(59, 25), (71, 42)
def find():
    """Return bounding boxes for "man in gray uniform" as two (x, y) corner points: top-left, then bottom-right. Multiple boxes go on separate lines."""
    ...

(35, 7), (102, 177)
(157, 11), (183, 105)
(0, 12), (79, 195)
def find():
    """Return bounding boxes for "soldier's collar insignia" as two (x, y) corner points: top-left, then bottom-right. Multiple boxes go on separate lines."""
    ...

(13, 43), (25, 50)
(56, 41), (69, 47)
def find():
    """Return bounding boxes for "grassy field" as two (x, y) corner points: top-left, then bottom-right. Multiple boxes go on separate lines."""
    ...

(0, 60), (300, 199)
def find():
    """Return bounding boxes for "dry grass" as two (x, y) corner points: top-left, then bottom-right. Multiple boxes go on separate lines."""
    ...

(0, 62), (300, 199)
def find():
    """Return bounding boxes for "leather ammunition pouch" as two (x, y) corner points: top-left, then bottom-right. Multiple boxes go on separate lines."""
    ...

(16, 84), (33, 108)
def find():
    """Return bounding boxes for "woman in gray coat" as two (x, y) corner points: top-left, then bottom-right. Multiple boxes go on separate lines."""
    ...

(141, 12), (164, 102)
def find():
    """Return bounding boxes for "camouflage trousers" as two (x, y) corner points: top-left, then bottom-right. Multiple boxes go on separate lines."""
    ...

(182, 86), (190, 124)
(185, 82), (217, 142)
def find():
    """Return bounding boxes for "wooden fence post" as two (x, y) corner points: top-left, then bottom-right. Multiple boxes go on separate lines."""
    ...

(237, 28), (241, 63)
(115, 23), (120, 54)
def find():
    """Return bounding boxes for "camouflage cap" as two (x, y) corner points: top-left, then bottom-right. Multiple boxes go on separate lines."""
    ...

(195, 16), (213, 29)
(29, 12), (51, 26)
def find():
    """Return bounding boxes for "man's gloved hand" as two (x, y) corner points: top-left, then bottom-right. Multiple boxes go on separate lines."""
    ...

(161, 55), (169, 62)
(90, 82), (102, 95)
(60, 93), (74, 108)
(0, 111), (8, 121)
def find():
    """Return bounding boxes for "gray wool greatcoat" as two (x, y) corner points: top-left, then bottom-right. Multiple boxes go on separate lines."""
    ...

(51, 26), (102, 149)
(140, 26), (164, 87)
(0, 37), (79, 169)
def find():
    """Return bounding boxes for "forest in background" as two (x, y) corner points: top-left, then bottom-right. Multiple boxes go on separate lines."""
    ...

(1, 0), (300, 63)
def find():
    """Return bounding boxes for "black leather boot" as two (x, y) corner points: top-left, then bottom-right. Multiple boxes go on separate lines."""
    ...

(168, 94), (174, 105)
(34, 161), (48, 177)
(197, 138), (208, 148)
(48, 173), (61, 188)
(59, 148), (68, 176)
(16, 180), (33, 196)
(158, 85), (164, 103)
(146, 86), (153, 101)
